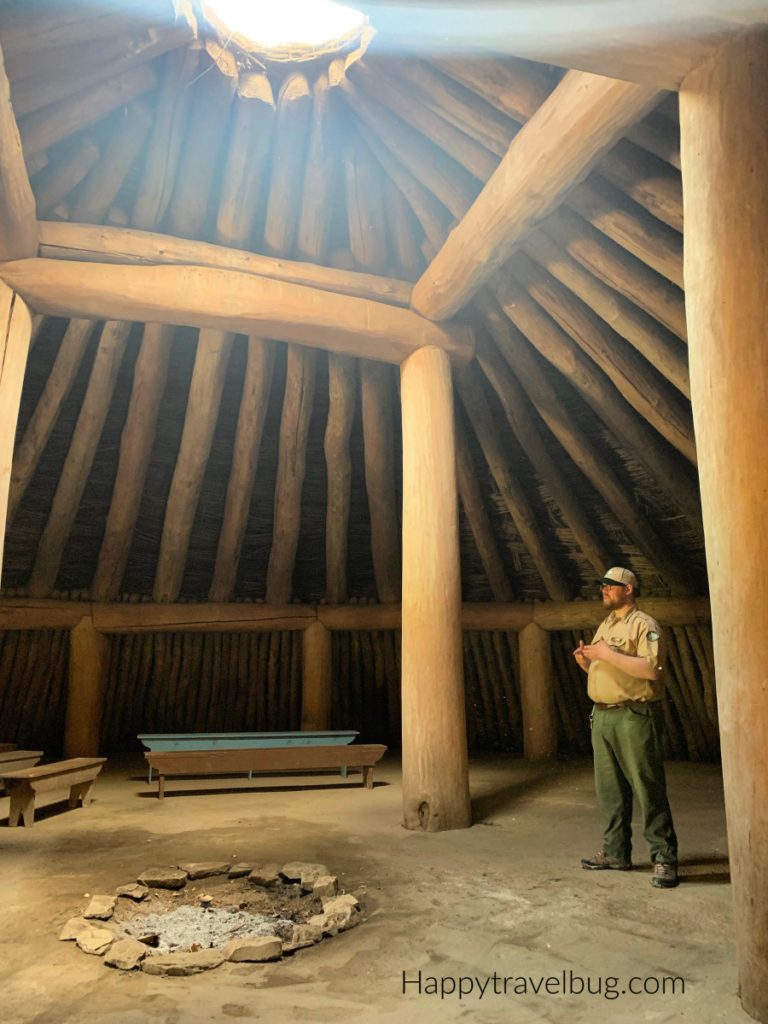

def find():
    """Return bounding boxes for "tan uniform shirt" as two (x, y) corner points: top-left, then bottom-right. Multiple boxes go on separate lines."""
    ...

(587, 606), (666, 704)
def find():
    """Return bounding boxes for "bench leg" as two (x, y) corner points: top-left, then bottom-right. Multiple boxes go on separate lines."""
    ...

(8, 786), (35, 827)
(68, 780), (95, 808)
(158, 775), (165, 800)
(363, 766), (374, 789)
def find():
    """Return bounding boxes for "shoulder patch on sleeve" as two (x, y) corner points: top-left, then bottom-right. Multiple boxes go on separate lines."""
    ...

(647, 631), (659, 642)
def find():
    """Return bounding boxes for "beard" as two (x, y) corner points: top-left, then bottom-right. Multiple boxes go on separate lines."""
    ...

(603, 590), (631, 611)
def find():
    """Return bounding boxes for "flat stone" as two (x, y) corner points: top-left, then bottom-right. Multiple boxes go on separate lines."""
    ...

(83, 894), (116, 920)
(116, 883), (149, 901)
(223, 936), (282, 962)
(59, 917), (114, 955)
(137, 867), (188, 890)
(228, 863), (255, 878)
(104, 938), (148, 970)
(323, 893), (359, 912)
(248, 863), (281, 887)
(178, 861), (231, 880)
(282, 923), (323, 953)
(59, 916), (91, 941)
(280, 861), (328, 888)
(141, 949), (224, 976)
(310, 894), (361, 937)
(312, 875), (338, 900)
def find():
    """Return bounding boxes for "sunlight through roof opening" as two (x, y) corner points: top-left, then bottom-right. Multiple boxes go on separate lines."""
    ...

(205, 0), (366, 51)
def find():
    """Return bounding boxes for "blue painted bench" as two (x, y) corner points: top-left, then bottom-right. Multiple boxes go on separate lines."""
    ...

(138, 731), (359, 782)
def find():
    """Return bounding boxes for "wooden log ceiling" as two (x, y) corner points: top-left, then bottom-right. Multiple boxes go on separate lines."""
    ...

(0, 0), (711, 611)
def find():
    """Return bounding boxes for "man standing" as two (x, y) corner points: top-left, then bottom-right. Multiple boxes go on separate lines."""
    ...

(573, 566), (679, 888)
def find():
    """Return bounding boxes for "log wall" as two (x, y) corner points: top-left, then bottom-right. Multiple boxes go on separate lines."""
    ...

(0, 621), (718, 762)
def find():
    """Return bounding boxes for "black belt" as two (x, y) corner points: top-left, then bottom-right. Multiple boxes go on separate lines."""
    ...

(592, 700), (656, 710)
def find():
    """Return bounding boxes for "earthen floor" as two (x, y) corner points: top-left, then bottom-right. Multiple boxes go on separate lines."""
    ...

(0, 753), (744, 1024)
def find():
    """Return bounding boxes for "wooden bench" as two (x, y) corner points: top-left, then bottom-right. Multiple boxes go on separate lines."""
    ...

(144, 744), (387, 800)
(0, 750), (43, 772)
(138, 731), (359, 782)
(1, 757), (106, 826)
(0, 750), (44, 794)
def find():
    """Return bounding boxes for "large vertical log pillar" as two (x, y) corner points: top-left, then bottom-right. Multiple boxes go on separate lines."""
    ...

(518, 622), (557, 759)
(400, 345), (470, 831)
(64, 617), (110, 757)
(0, 282), (31, 576)
(301, 620), (332, 731)
(680, 30), (768, 1023)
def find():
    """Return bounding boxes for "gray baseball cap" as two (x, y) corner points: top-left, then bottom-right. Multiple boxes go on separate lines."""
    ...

(599, 566), (638, 588)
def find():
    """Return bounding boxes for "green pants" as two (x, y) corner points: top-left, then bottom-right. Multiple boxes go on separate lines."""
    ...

(591, 703), (678, 864)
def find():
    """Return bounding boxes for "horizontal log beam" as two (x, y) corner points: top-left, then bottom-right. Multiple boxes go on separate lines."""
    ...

(92, 603), (316, 634)
(0, 597), (711, 633)
(37, 221), (413, 308)
(359, 7), (742, 89)
(411, 70), (661, 321)
(0, 258), (473, 367)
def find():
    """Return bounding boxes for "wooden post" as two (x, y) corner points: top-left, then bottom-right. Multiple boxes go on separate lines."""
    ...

(64, 617), (109, 757)
(0, 282), (31, 576)
(680, 29), (768, 1023)
(518, 622), (556, 760)
(301, 621), (332, 731)
(400, 345), (470, 831)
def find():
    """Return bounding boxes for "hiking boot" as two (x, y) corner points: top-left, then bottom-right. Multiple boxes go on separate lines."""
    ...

(581, 851), (631, 871)
(651, 862), (679, 888)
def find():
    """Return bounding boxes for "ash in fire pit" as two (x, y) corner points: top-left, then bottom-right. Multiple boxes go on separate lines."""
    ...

(122, 905), (294, 953)
(59, 860), (364, 975)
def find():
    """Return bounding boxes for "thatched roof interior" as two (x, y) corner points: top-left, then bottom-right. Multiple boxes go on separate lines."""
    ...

(1, 0), (711, 606)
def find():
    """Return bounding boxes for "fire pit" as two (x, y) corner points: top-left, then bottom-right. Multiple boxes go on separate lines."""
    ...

(59, 859), (364, 975)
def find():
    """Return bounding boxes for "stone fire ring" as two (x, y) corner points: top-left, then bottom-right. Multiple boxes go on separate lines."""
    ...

(58, 860), (363, 975)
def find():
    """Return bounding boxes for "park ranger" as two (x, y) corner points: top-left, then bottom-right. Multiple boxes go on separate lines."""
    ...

(573, 566), (679, 889)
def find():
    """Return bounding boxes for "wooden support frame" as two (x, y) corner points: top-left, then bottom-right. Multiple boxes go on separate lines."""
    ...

(518, 622), (556, 760)
(37, 221), (414, 309)
(64, 617), (109, 757)
(400, 346), (470, 832)
(410, 71), (661, 321)
(0, 258), (473, 367)
(301, 620), (333, 731)
(153, 329), (235, 603)
(91, 323), (174, 601)
(265, 345), (318, 604)
(28, 319), (132, 597)
(680, 29), (768, 1022)
(0, 282), (32, 576)
(0, 596), (713, 634)
(0, 40), (37, 261)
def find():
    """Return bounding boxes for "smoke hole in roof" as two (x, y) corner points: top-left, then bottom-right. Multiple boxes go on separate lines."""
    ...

(204, 0), (366, 50)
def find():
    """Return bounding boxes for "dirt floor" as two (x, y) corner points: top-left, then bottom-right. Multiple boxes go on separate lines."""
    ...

(0, 752), (749, 1024)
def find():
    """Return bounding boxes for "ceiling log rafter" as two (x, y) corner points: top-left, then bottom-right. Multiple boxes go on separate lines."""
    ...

(0, 0), (710, 607)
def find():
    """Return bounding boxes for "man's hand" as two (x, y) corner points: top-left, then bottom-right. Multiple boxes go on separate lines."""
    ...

(573, 638), (591, 672)
(581, 638), (661, 681)
(582, 638), (612, 662)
